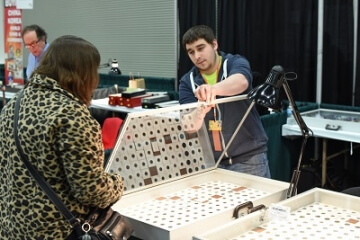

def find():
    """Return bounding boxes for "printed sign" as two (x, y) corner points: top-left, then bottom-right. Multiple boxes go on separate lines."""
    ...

(4, 5), (23, 86)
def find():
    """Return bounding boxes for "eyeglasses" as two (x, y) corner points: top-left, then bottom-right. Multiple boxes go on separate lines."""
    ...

(24, 38), (42, 48)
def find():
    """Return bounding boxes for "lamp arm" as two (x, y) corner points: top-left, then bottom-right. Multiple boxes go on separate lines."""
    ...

(215, 101), (255, 167)
(99, 63), (110, 69)
(282, 80), (312, 198)
(287, 135), (309, 198)
(282, 81), (311, 138)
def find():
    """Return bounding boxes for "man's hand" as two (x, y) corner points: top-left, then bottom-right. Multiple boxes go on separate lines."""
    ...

(194, 84), (217, 104)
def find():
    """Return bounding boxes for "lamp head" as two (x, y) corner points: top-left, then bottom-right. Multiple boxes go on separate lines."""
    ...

(109, 59), (122, 75)
(111, 59), (119, 68)
(248, 65), (285, 111)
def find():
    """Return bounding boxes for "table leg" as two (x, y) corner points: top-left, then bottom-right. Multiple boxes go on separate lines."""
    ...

(322, 138), (327, 187)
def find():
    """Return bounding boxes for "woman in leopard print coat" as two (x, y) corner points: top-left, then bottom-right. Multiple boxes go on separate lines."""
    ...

(0, 35), (124, 239)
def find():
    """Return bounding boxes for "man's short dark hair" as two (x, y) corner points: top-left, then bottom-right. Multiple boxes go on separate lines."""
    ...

(182, 25), (216, 49)
(21, 24), (48, 42)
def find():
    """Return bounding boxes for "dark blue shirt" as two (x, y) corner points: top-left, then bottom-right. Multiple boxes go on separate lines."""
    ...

(179, 51), (268, 162)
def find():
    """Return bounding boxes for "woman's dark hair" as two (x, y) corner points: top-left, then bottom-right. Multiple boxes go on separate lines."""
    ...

(34, 35), (101, 106)
(182, 25), (216, 49)
(21, 24), (48, 42)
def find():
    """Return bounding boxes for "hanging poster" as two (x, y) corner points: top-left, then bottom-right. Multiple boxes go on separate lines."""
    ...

(3, 4), (23, 86)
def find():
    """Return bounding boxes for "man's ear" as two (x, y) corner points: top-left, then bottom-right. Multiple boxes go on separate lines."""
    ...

(212, 39), (218, 51)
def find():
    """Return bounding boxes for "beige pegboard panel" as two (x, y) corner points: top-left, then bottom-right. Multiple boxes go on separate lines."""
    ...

(106, 106), (215, 192)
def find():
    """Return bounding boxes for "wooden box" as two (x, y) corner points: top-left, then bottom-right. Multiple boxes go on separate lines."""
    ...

(118, 94), (152, 108)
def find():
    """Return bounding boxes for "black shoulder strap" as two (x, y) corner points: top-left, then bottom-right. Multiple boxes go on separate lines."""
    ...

(13, 90), (80, 227)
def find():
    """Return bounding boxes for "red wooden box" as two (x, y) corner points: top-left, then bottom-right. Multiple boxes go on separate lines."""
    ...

(119, 94), (152, 108)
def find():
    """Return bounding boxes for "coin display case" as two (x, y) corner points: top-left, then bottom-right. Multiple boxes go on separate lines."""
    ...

(106, 96), (289, 240)
(283, 108), (360, 143)
(193, 188), (360, 240)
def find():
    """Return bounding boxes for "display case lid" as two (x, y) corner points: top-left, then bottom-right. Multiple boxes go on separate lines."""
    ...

(105, 95), (249, 193)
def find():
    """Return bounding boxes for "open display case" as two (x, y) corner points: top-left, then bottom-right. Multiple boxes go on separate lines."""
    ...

(283, 108), (360, 143)
(193, 188), (360, 240)
(106, 95), (289, 240)
(282, 107), (360, 187)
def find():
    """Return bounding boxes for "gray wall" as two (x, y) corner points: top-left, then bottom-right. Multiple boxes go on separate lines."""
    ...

(21, 0), (177, 78)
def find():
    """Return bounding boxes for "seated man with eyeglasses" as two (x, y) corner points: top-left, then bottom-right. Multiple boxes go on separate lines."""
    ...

(21, 24), (50, 79)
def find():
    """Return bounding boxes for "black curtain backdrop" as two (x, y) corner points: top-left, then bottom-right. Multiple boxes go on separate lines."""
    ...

(177, 0), (216, 81)
(178, 0), (359, 106)
(322, 0), (354, 105)
(217, 0), (318, 102)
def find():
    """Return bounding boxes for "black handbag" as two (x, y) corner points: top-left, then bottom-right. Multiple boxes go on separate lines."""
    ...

(13, 90), (134, 240)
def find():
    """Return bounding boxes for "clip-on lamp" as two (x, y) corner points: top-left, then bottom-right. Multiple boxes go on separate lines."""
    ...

(214, 65), (311, 198)
(108, 59), (122, 75)
(248, 65), (312, 198)
(98, 58), (121, 75)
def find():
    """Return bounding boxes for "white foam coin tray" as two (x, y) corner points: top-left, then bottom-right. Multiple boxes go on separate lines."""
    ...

(193, 188), (360, 240)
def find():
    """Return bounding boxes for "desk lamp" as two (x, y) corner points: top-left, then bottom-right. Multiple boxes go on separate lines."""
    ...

(248, 65), (312, 198)
(108, 59), (122, 75)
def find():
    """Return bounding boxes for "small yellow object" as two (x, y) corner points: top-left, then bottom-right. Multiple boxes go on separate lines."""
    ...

(209, 120), (222, 131)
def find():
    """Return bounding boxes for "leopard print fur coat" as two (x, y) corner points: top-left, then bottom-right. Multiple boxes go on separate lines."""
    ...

(0, 74), (124, 239)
